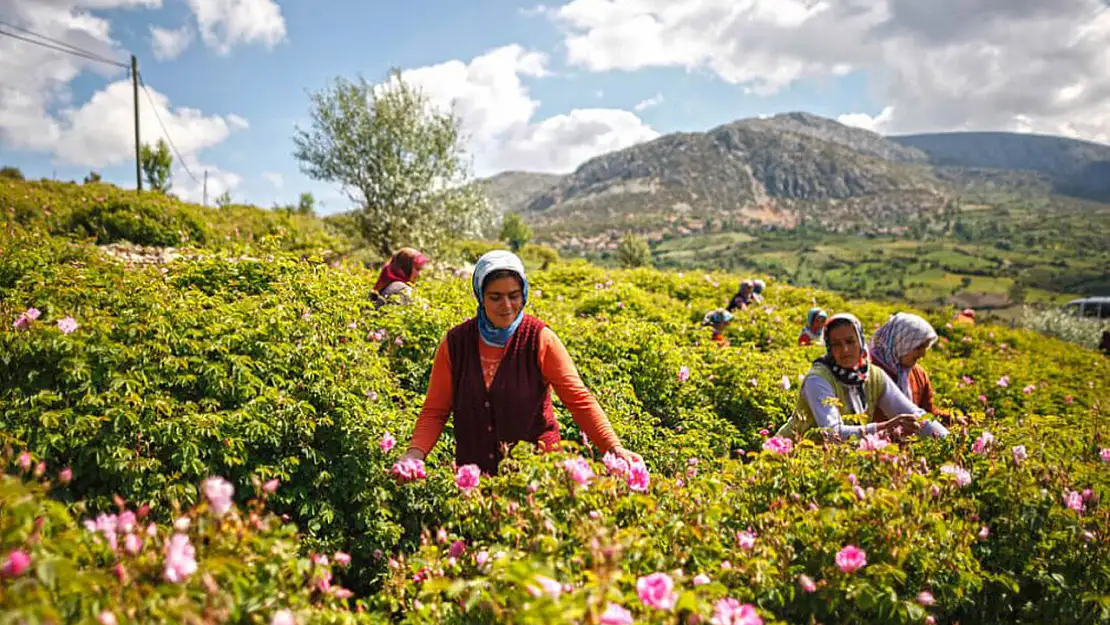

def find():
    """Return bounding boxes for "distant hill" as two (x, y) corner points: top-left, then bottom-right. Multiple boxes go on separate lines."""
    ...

(890, 131), (1110, 201)
(480, 171), (562, 216)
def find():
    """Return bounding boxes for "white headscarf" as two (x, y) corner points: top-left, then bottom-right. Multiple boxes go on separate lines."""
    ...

(868, 312), (938, 395)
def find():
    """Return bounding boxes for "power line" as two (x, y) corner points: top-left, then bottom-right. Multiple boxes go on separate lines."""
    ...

(137, 70), (201, 185)
(0, 22), (128, 69)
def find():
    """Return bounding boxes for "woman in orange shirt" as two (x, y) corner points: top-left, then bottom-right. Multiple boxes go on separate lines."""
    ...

(868, 312), (948, 421)
(396, 250), (642, 475)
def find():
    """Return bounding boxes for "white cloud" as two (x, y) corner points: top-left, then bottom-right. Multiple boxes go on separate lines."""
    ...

(183, 0), (287, 55)
(0, 0), (248, 198)
(394, 44), (659, 175)
(547, 0), (1110, 142)
(634, 92), (663, 111)
(838, 106), (896, 134)
(262, 171), (283, 188)
(150, 24), (194, 60)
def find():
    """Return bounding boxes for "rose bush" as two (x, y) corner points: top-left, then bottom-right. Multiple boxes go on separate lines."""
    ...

(2, 190), (1109, 623)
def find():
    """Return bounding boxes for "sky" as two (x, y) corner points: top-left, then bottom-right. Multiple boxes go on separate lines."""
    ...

(2, 0), (1109, 215)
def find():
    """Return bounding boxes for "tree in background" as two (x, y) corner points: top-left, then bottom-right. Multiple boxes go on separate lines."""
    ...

(214, 191), (233, 209)
(499, 213), (532, 252)
(0, 166), (25, 180)
(293, 70), (490, 256)
(83, 171), (102, 184)
(140, 139), (173, 193)
(296, 192), (316, 217)
(616, 232), (652, 268)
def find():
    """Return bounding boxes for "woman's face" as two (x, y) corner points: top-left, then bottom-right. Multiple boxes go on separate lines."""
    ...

(482, 275), (524, 329)
(900, 341), (931, 368)
(810, 315), (827, 333)
(827, 323), (861, 369)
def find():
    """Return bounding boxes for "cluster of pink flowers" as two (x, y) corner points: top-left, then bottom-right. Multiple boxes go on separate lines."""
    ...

(1063, 490), (1086, 513)
(940, 464), (972, 487)
(971, 431), (994, 454)
(391, 457), (426, 482)
(762, 436), (793, 455)
(710, 598), (763, 625)
(835, 545), (867, 573)
(736, 531), (756, 550)
(636, 572), (677, 610)
(83, 510), (145, 552)
(455, 464), (481, 493)
(203, 476), (235, 516)
(12, 307), (40, 330)
(602, 452), (651, 492)
(163, 533), (197, 583)
(857, 434), (889, 452)
(562, 457), (596, 489)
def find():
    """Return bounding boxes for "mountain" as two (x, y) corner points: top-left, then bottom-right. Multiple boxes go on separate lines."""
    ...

(480, 171), (562, 216)
(890, 131), (1110, 201)
(746, 112), (929, 164)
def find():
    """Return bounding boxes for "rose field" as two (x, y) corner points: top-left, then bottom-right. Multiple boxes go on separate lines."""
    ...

(2, 180), (1109, 624)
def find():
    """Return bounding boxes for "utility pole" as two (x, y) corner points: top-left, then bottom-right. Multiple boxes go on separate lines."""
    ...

(203, 170), (208, 206)
(132, 54), (142, 193)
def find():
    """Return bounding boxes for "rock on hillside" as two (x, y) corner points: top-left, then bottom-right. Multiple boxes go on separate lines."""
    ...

(890, 131), (1110, 201)
(746, 112), (929, 164)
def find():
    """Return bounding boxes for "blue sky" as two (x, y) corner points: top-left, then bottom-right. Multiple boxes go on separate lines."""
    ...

(2, 0), (1106, 214)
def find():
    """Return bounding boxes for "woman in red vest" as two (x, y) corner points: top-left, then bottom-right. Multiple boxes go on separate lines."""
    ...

(396, 250), (642, 475)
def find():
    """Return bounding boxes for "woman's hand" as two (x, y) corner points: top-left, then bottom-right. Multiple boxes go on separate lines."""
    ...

(398, 448), (425, 464)
(391, 448), (427, 484)
(878, 414), (921, 440)
(610, 445), (643, 466)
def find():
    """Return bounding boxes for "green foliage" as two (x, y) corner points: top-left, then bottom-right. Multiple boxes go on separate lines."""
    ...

(83, 172), (101, 184)
(2, 221), (1109, 624)
(616, 233), (651, 268)
(140, 139), (173, 194)
(293, 70), (491, 257)
(0, 166), (25, 180)
(214, 190), (233, 209)
(499, 213), (532, 252)
(1019, 305), (1110, 349)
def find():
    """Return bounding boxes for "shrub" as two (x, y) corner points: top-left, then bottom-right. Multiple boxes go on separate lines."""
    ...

(1019, 305), (1110, 349)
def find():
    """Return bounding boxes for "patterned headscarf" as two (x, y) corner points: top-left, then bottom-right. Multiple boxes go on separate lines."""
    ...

(816, 313), (870, 389)
(752, 279), (766, 294)
(472, 250), (529, 348)
(702, 308), (735, 327)
(868, 312), (938, 396)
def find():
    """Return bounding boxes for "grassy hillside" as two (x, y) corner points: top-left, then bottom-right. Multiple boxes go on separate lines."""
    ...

(2, 186), (1109, 623)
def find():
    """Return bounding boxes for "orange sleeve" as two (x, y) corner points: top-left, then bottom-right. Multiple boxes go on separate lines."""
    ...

(408, 338), (454, 454)
(915, 366), (944, 419)
(538, 327), (622, 453)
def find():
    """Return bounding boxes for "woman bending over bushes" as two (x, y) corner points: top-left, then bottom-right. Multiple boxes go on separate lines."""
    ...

(397, 250), (642, 475)
(777, 313), (949, 442)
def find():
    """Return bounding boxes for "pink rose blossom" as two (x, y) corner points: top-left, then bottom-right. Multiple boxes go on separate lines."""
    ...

(677, 366), (690, 382)
(448, 540), (466, 558)
(16, 452), (32, 472)
(637, 572), (678, 610)
(758, 428), (770, 437)
(835, 545), (867, 573)
(475, 550), (490, 567)
(163, 533), (197, 583)
(98, 611), (117, 625)
(263, 478), (280, 493)
(562, 457), (596, 489)
(736, 531), (756, 550)
(380, 432), (396, 452)
(627, 460), (650, 492)
(781, 375), (792, 390)
(1, 550), (31, 578)
(710, 598), (763, 625)
(528, 575), (562, 599)
(916, 591), (935, 606)
(978, 394), (988, 404)
(977, 526), (990, 539)
(334, 552), (351, 566)
(57, 316), (78, 334)
(1063, 490), (1085, 513)
(455, 464), (481, 493)
(58, 467), (73, 484)
(1022, 384), (1035, 394)
(940, 464), (972, 487)
(1065, 395), (1074, 404)
(996, 376), (1009, 388)
(926, 617), (936, 625)
(124, 533), (142, 556)
(271, 609), (296, 625)
(603, 451), (630, 476)
(762, 436), (793, 455)
(1100, 449), (1110, 463)
(798, 575), (817, 593)
(693, 573), (711, 586)
(202, 476), (235, 516)
(390, 458), (426, 482)
(858, 434), (889, 451)
(12, 307), (40, 330)
(600, 603), (634, 625)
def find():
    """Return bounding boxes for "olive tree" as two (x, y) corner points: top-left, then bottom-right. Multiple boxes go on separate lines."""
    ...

(293, 70), (491, 256)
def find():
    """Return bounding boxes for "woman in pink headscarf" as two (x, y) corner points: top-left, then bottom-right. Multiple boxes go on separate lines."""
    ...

(373, 247), (428, 306)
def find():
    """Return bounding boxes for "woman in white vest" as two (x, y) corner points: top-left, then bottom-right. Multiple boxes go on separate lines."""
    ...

(777, 313), (949, 441)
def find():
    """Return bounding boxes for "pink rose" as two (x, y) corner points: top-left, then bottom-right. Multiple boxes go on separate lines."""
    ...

(562, 457), (595, 489)
(762, 436), (793, 455)
(57, 316), (78, 334)
(334, 551), (352, 566)
(455, 464), (481, 493)
(835, 545), (867, 573)
(58, 467), (73, 484)
(917, 591), (935, 606)
(710, 598), (763, 625)
(798, 575), (816, 593)
(600, 603), (634, 625)
(627, 460), (650, 493)
(202, 476), (235, 516)
(263, 478), (280, 494)
(271, 609), (296, 625)
(693, 573), (711, 586)
(163, 534), (197, 583)
(1012, 445), (1027, 463)
(677, 366), (690, 382)
(528, 575), (562, 599)
(380, 432), (396, 452)
(736, 531), (756, 550)
(637, 572), (677, 610)
(1, 550), (31, 578)
(390, 458), (426, 482)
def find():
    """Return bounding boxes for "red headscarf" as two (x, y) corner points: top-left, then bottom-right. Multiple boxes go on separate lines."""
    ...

(374, 247), (428, 292)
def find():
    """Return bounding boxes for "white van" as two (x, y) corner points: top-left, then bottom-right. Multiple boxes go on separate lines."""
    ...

(1063, 297), (1110, 319)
